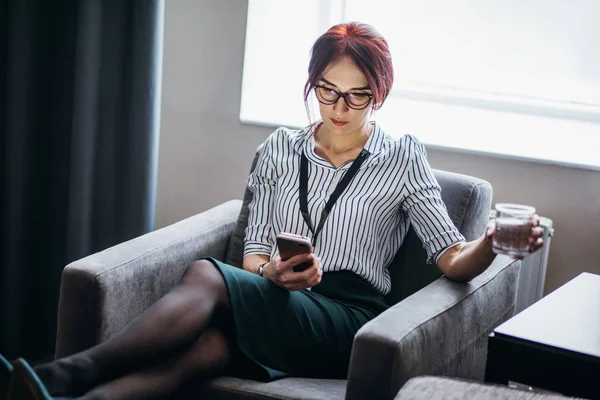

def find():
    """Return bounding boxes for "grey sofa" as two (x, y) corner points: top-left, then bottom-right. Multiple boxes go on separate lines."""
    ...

(395, 376), (582, 400)
(55, 150), (521, 400)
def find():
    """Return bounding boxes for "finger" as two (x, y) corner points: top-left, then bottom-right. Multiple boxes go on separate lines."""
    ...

(299, 269), (321, 289)
(528, 228), (544, 245)
(307, 260), (323, 286)
(281, 253), (314, 271)
(305, 262), (321, 282)
(289, 264), (322, 290)
(529, 238), (544, 253)
(313, 256), (322, 272)
(531, 226), (544, 239)
(533, 214), (540, 227)
(308, 270), (322, 287)
(286, 261), (318, 286)
(292, 252), (314, 266)
(281, 261), (316, 284)
(283, 273), (309, 286)
(305, 256), (321, 273)
(285, 259), (320, 289)
(485, 220), (496, 239)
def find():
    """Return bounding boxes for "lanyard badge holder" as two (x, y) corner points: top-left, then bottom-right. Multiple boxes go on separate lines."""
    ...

(298, 149), (370, 247)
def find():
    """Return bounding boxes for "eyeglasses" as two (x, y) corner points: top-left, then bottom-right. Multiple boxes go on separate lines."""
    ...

(313, 85), (373, 110)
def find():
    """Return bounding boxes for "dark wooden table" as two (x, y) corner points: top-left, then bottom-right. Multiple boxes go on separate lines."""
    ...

(485, 272), (600, 399)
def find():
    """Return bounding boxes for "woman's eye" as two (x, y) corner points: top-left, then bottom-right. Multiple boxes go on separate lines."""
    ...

(319, 88), (338, 99)
(350, 93), (369, 99)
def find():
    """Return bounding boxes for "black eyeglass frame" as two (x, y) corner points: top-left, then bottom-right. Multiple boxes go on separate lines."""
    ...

(313, 85), (373, 110)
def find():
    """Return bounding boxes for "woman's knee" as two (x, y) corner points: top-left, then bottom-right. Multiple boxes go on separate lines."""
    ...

(181, 259), (228, 304)
(182, 259), (220, 284)
(197, 329), (231, 367)
(177, 329), (232, 375)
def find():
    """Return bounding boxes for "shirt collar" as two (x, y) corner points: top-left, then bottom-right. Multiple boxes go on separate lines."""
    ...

(363, 122), (384, 156)
(297, 122), (385, 169)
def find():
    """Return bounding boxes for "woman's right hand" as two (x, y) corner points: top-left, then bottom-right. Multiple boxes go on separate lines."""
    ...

(263, 252), (322, 291)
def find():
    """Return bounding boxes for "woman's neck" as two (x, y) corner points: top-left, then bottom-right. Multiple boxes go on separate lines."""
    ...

(316, 123), (372, 155)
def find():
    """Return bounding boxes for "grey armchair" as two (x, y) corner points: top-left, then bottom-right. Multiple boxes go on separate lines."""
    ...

(55, 150), (521, 400)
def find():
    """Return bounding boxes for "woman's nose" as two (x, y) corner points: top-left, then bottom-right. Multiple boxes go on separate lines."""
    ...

(333, 96), (349, 113)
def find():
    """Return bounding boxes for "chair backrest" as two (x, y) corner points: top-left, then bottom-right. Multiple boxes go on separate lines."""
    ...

(225, 149), (492, 305)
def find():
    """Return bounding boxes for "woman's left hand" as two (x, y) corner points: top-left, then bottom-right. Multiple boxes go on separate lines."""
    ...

(485, 214), (545, 260)
(263, 252), (322, 291)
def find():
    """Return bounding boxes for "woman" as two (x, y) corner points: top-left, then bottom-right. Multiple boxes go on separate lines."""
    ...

(2, 22), (544, 400)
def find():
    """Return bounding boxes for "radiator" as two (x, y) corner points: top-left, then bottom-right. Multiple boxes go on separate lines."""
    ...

(514, 216), (554, 314)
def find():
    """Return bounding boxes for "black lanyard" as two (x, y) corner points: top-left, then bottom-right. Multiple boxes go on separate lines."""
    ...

(299, 149), (370, 246)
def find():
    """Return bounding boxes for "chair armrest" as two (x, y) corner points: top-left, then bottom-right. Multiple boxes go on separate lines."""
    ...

(346, 256), (521, 400)
(55, 200), (242, 358)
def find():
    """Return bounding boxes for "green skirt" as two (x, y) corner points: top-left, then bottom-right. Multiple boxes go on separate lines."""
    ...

(202, 257), (389, 381)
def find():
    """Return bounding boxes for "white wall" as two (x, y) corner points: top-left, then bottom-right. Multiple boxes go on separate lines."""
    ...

(157, 0), (600, 294)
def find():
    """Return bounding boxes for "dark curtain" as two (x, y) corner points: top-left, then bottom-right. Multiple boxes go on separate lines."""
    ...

(0, 0), (163, 360)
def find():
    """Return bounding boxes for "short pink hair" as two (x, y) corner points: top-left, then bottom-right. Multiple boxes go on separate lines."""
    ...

(304, 22), (394, 111)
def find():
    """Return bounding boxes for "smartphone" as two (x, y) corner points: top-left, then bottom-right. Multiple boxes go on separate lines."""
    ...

(276, 232), (313, 272)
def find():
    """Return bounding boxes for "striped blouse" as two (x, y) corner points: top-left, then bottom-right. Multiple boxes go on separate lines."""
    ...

(244, 123), (465, 295)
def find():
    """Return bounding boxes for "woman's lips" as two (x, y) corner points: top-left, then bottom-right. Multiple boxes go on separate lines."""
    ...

(330, 118), (348, 126)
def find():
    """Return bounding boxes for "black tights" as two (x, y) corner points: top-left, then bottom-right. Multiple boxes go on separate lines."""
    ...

(36, 259), (240, 400)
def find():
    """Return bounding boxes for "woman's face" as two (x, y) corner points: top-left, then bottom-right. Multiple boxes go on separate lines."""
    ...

(316, 55), (373, 138)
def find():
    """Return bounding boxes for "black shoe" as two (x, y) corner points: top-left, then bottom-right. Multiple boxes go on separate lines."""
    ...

(7, 358), (52, 400)
(0, 354), (13, 400)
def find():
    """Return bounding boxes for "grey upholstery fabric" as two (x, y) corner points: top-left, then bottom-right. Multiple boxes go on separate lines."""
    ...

(385, 169), (492, 305)
(395, 376), (580, 400)
(346, 256), (520, 400)
(55, 150), (520, 400)
(180, 377), (345, 400)
(55, 200), (242, 358)
(225, 147), (262, 268)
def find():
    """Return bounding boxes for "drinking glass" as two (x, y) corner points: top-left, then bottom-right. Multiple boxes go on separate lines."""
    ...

(492, 203), (536, 257)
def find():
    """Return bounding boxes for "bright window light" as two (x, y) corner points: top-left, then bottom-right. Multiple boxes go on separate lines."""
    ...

(240, 0), (600, 170)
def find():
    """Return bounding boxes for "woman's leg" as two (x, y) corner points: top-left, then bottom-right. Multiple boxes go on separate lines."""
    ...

(78, 328), (235, 400)
(35, 259), (232, 396)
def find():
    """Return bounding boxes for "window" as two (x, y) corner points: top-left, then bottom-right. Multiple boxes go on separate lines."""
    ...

(240, 0), (600, 169)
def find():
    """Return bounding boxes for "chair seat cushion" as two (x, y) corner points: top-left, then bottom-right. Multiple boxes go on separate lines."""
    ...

(191, 376), (346, 400)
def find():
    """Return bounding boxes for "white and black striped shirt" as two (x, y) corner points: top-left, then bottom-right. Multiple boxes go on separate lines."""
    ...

(244, 123), (465, 295)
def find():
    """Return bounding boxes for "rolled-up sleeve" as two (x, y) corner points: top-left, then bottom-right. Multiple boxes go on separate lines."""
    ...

(401, 137), (466, 263)
(243, 132), (278, 257)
